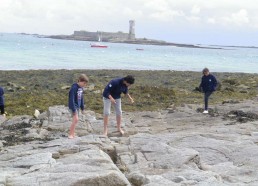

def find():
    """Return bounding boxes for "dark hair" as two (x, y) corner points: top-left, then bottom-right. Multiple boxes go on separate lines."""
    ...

(202, 68), (209, 74)
(124, 75), (135, 84)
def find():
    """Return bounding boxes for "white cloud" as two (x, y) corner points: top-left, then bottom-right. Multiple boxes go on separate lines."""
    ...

(150, 10), (184, 22)
(231, 9), (249, 25)
(123, 7), (143, 18)
(144, 0), (170, 12)
(191, 5), (200, 15)
(219, 9), (249, 27)
(1, 0), (258, 45)
(186, 16), (200, 22)
(250, 16), (258, 28)
(207, 18), (216, 24)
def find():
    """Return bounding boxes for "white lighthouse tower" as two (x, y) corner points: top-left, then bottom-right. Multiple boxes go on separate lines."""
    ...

(128, 20), (135, 40)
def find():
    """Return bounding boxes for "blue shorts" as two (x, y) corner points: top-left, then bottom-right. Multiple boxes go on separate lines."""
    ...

(69, 109), (79, 117)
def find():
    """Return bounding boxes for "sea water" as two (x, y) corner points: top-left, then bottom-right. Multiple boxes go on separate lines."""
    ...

(0, 33), (258, 73)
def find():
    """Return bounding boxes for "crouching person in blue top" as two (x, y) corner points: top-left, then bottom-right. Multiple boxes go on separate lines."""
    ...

(68, 74), (89, 139)
(199, 68), (217, 114)
(103, 75), (135, 136)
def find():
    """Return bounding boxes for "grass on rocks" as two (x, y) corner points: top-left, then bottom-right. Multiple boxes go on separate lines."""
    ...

(0, 70), (257, 117)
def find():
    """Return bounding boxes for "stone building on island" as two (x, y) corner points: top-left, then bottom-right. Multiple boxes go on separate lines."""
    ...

(47, 20), (209, 48)
(73, 20), (136, 42)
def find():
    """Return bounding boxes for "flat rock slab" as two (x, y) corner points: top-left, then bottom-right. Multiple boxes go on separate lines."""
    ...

(1, 99), (258, 185)
(0, 136), (130, 186)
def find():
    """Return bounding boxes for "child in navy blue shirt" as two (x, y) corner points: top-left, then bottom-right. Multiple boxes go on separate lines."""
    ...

(68, 74), (89, 139)
(199, 68), (217, 114)
(103, 75), (135, 136)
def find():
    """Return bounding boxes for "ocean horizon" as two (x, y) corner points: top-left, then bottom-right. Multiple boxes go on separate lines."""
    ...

(0, 33), (258, 73)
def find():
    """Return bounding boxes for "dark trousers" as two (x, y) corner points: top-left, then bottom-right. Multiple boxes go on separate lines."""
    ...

(204, 91), (213, 110)
(0, 105), (4, 114)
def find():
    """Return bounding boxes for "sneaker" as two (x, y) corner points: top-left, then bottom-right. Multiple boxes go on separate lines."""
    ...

(203, 110), (209, 114)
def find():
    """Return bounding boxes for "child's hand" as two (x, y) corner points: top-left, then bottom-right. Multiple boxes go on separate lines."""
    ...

(81, 110), (86, 115)
(111, 98), (116, 104)
(130, 98), (134, 104)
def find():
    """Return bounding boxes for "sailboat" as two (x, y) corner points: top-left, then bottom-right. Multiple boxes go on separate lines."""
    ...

(90, 32), (108, 48)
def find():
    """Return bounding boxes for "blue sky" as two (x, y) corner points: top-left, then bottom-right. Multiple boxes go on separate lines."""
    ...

(1, 0), (258, 46)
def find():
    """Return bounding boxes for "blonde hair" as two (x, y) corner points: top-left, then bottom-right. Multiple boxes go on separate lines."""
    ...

(78, 74), (89, 83)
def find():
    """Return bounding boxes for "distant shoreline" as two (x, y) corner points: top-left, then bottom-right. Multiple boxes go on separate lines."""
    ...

(1, 68), (257, 75)
(16, 32), (222, 49)
(2, 32), (257, 48)
(44, 35), (223, 50)
(16, 32), (258, 49)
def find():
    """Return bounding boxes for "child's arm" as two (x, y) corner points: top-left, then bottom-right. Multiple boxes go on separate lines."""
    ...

(199, 77), (204, 92)
(0, 87), (4, 96)
(213, 75), (218, 91)
(108, 95), (116, 104)
(80, 94), (85, 112)
(68, 86), (77, 113)
(103, 80), (116, 104)
(126, 93), (134, 103)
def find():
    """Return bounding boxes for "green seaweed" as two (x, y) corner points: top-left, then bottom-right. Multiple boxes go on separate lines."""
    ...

(0, 69), (257, 116)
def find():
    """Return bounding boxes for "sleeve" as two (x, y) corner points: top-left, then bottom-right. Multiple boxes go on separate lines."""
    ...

(123, 87), (128, 94)
(199, 77), (203, 92)
(68, 86), (77, 113)
(213, 75), (218, 91)
(0, 88), (3, 96)
(103, 80), (114, 98)
(81, 93), (85, 111)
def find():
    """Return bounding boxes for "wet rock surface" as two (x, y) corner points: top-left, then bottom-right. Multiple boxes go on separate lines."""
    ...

(1, 99), (258, 185)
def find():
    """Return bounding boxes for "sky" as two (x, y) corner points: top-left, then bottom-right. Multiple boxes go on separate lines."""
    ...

(1, 0), (258, 46)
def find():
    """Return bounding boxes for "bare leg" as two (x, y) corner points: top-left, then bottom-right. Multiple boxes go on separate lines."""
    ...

(69, 113), (78, 139)
(103, 115), (109, 136)
(116, 115), (124, 135)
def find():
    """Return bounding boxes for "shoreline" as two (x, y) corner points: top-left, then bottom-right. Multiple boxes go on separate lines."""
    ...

(0, 69), (257, 116)
(1, 68), (257, 74)
(44, 34), (223, 49)
(10, 32), (258, 48)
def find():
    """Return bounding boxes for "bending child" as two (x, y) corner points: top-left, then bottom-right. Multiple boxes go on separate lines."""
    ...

(103, 75), (135, 136)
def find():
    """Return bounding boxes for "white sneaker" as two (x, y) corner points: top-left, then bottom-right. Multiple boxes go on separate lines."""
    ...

(203, 110), (209, 114)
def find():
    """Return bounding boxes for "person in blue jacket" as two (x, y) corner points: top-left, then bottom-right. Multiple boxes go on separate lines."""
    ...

(0, 87), (5, 117)
(103, 75), (135, 136)
(68, 74), (89, 139)
(199, 68), (217, 114)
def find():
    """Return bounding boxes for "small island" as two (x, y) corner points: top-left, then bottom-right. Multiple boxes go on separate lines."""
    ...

(44, 20), (222, 49)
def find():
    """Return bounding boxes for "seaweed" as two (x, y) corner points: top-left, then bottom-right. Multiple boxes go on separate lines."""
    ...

(0, 69), (257, 116)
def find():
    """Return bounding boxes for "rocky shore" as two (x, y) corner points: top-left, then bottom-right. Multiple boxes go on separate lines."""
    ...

(0, 70), (258, 185)
(1, 98), (258, 185)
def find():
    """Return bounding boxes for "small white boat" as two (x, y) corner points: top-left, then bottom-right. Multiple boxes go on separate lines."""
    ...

(90, 32), (108, 48)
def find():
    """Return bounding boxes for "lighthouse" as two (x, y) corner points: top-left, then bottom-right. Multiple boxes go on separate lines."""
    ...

(128, 20), (135, 40)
